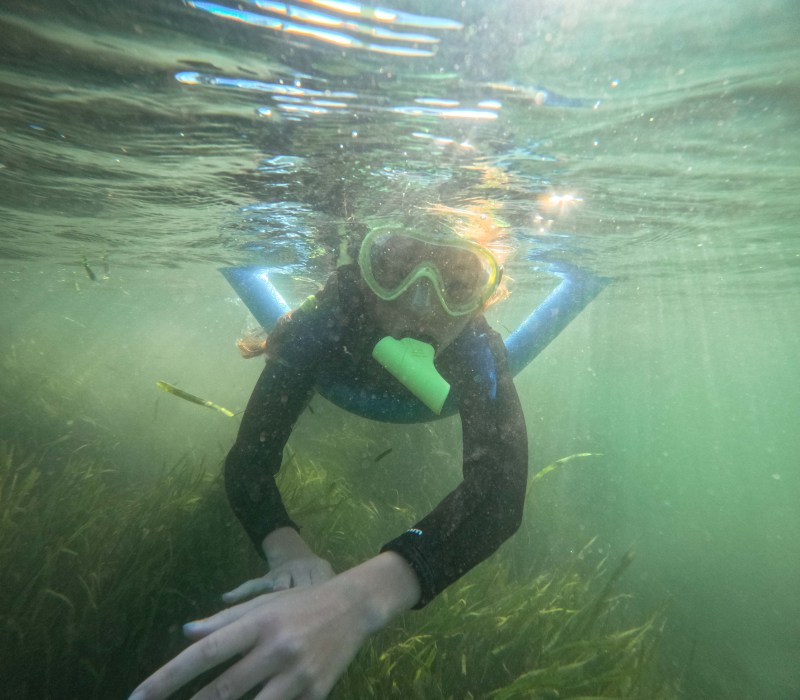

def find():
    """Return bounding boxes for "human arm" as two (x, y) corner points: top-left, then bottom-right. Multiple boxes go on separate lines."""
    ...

(223, 303), (338, 601)
(128, 551), (420, 700)
(382, 325), (528, 606)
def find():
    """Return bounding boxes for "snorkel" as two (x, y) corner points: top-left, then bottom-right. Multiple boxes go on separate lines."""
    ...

(372, 336), (451, 414)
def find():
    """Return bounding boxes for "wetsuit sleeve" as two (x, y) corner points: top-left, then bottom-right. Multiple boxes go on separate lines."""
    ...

(381, 333), (528, 607)
(224, 308), (328, 557)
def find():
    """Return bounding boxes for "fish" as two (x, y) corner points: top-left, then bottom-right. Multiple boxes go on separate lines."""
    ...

(373, 447), (393, 463)
(155, 380), (235, 417)
(81, 256), (97, 282)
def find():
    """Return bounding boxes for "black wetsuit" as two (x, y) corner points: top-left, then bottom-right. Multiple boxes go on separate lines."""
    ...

(224, 265), (528, 607)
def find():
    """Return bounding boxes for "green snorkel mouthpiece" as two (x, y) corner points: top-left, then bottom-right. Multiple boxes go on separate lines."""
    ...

(372, 337), (451, 415)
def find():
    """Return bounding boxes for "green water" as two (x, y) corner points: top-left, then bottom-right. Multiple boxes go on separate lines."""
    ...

(1, 0), (799, 697)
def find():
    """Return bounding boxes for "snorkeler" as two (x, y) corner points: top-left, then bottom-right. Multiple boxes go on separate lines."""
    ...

(129, 223), (528, 700)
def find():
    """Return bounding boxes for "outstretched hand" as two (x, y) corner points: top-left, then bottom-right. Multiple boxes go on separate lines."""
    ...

(129, 578), (368, 700)
(128, 552), (421, 700)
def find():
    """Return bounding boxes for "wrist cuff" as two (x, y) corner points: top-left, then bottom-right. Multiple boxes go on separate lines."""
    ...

(381, 529), (437, 609)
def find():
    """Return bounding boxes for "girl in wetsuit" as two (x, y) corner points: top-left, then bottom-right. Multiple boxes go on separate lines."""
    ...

(130, 226), (528, 700)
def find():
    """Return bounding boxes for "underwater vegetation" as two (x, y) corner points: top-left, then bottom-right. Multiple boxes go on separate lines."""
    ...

(0, 442), (260, 699)
(326, 453), (676, 700)
(0, 357), (678, 699)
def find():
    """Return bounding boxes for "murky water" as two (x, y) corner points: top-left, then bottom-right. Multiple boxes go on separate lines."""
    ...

(2, 0), (799, 698)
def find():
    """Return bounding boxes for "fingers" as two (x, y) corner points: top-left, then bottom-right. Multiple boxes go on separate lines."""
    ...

(291, 567), (312, 588)
(129, 616), (259, 700)
(270, 570), (292, 592)
(310, 560), (335, 586)
(222, 558), (335, 607)
(185, 595), (273, 641)
(190, 644), (283, 700)
(223, 577), (274, 605)
(253, 672), (306, 700)
(276, 560), (334, 589)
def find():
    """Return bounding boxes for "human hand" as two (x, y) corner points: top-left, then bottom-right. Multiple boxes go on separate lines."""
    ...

(222, 555), (335, 604)
(129, 579), (369, 700)
(128, 552), (420, 700)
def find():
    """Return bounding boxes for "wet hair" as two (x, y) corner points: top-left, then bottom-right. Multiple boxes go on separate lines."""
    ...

(423, 202), (512, 306)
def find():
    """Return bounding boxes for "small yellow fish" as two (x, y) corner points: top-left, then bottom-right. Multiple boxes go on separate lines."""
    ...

(155, 380), (235, 417)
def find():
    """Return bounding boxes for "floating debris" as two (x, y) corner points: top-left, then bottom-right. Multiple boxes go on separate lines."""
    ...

(155, 380), (235, 417)
(527, 452), (602, 498)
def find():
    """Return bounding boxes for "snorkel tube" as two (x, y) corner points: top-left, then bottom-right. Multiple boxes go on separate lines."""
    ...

(221, 264), (608, 423)
(372, 337), (451, 415)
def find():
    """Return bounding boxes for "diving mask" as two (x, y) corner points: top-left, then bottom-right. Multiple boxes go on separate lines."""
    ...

(358, 229), (503, 317)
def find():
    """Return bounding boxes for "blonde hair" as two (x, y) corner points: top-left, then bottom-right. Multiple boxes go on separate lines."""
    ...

(425, 201), (513, 306)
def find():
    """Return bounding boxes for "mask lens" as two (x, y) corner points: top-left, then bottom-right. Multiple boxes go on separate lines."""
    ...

(436, 247), (488, 305)
(368, 234), (421, 290)
(361, 231), (500, 314)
